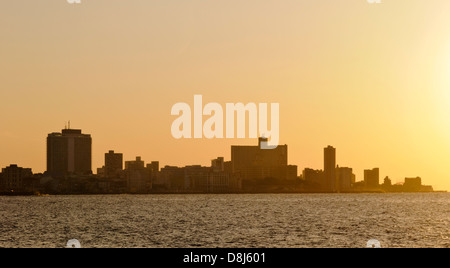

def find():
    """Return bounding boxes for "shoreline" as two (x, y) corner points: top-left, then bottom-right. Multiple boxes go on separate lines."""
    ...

(0, 191), (446, 196)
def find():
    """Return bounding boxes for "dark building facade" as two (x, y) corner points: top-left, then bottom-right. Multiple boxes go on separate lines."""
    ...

(231, 137), (297, 182)
(324, 146), (336, 192)
(158, 164), (242, 193)
(403, 177), (422, 192)
(47, 129), (92, 176)
(336, 166), (353, 192)
(364, 168), (380, 189)
(105, 150), (123, 178)
(303, 168), (324, 189)
(0, 164), (33, 192)
(147, 161), (160, 176)
(125, 156), (151, 193)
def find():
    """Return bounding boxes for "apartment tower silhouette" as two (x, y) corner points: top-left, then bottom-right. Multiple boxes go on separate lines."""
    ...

(324, 146), (336, 192)
(47, 128), (92, 176)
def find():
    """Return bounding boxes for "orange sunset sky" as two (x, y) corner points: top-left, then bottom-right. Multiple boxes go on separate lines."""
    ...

(1, 0), (450, 190)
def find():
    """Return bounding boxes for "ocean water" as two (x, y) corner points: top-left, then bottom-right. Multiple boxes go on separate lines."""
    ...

(0, 193), (448, 248)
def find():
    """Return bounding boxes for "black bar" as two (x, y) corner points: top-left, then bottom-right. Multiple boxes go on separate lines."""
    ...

(4, 248), (446, 267)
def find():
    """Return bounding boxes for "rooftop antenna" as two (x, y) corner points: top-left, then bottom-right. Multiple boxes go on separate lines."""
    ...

(65, 122), (67, 129)
(68, 120), (71, 129)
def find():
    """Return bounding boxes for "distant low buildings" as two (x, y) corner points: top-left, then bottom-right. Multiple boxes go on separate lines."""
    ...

(158, 165), (184, 190)
(211, 157), (225, 172)
(0, 164), (35, 193)
(147, 161), (159, 178)
(364, 168), (380, 189)
(336, 166), (353, 192)
(303, 166), (354, 192)
(380, 177), (433, 193)
(303, 168), (324, 190)
(185, 165), (240, 193)
(125, 156), (152, 193)
(383, 176), (392, 187)
(403, 177), (422, 192)
(420, 185), (434, 192)
(159, 161), (242, 193)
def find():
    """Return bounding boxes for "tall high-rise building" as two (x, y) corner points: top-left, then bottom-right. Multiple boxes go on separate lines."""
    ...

(47, 128), (92, 176)
(105, 150), (123, 178)
(364, 168), (380, 189)
(324, 146), (336, 192)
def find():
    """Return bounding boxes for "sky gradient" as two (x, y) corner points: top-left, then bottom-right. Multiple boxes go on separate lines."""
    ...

(1, 0), (450, 190)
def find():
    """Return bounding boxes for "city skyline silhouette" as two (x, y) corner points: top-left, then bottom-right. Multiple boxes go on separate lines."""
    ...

(0, 126), (439, 194)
